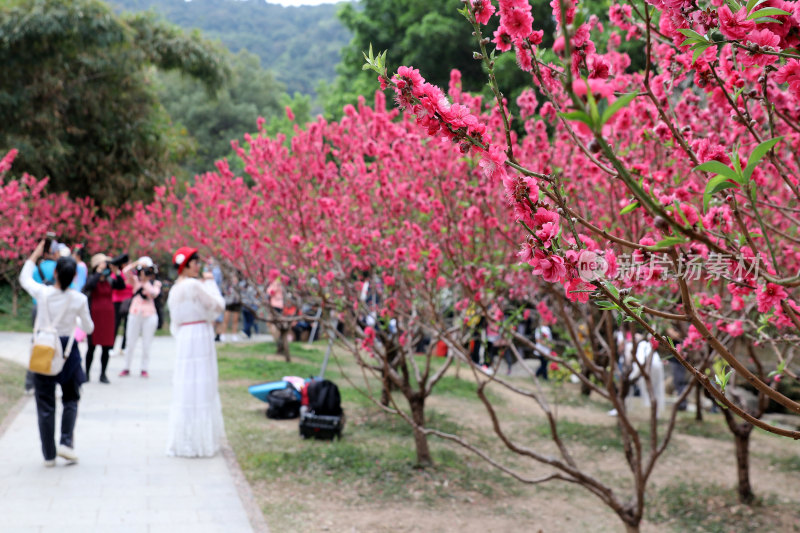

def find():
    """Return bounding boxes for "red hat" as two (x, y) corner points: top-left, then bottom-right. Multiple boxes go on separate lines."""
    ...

(172, 246), (199, 274)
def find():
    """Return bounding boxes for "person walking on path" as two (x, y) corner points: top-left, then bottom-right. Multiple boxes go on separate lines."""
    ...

(83, 253), (124, 383)
(119, 256), (162, 378)
(20, 240), (95, 466)
(166, 246), (226, 457)
(23, 240), (60, 394)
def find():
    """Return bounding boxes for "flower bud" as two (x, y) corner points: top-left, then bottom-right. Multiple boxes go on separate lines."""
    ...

(726, 195), (734, 204)
(654, 216), (669, 232)
(473, 52), (484, 60)
(588, 139), (601, 153)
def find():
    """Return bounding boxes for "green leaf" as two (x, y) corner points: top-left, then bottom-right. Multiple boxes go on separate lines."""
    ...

(731, 148), (743, 175)
(603, 281), (620, 301)
(703, 174), (740, 212)
(694, 160), (741, 183)
(692, 43), (715, 64)
(620, 201), (639, 215)
(584, 80), (600, 127)
(677, 29), (708, 41)
(595, 301), (619, 311)
(558, 110), (594, 127)
(744, 136), (783, 181)
(746, 7), (791, 19)
(655, 236), (687, 248)
(601, 93), (637, 126)
(745, 0), (769, 13)
(673, 200), (692, 226)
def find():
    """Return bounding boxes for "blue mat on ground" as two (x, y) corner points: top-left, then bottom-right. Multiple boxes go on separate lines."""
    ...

(249, 381), (292, 403)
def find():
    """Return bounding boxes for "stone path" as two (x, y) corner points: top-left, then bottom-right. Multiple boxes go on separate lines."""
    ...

(0, 332), (269, 533)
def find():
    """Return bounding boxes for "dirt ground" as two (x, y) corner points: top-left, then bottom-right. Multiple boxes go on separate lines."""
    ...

(220, 350), (800, 533)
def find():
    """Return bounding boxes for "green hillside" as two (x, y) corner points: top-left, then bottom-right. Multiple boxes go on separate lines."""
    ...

(109, 0), (352, 96)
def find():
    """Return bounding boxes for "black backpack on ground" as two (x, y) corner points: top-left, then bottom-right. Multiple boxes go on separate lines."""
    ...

(266, 386), (301, 419)
(306, 379), (342, 416)
(300, 379), (345, 440)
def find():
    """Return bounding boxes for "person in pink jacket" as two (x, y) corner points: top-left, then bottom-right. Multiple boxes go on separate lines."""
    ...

(119, 257), (162, 377)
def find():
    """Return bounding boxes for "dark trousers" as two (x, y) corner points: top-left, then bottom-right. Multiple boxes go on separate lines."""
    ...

(536, 355), (549, 380)
(113, 300), (129, 349)
(85, 344), (110, 377)
(242, 308), (257, 338)
(33, 373), (81, 460)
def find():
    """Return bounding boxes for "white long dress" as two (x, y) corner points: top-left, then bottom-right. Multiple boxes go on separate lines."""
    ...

(166, 277), (226, 457)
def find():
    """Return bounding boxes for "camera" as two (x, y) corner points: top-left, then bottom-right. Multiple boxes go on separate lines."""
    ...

(43, 232), (56, 255)
(138, 266), (157, 277)
(109, 253), (129, 268)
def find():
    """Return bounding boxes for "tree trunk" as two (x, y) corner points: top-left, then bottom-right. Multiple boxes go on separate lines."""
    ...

(734, 430), (755, 504)
(276, 325), (291, 362)
(11, 287), (18, 316)
(380, 368), (392, 406)
(694, 380), (703, 421)
(409, 396), (433, 468)
(580, 366), (592, 396)
(624, 524), (640, 533)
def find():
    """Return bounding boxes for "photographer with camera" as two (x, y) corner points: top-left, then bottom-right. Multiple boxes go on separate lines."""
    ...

(119, 257), (162, 378)
(83, 253), (125, 383)
(110, 254), (133, 357)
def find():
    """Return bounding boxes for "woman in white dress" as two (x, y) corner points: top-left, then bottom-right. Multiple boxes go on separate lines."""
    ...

(166, 246), (226, 457)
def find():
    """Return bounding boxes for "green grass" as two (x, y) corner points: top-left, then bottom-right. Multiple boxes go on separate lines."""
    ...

(0, 359), (26, 425)
(647, 481), (794, 533)
(357, 408), (465, 438)
(217, 354), (320, 382)
(769, 454), (800, 473)
(0, 286), (34, 333)
(435, 375), (503, 404)
(533, 419), (626, 451)
(673, 415), (731, 441)
(218, 341), (514, 511)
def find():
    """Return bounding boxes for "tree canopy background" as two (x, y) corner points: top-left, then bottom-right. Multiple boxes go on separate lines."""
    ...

(108, 0), (351, 97)
(0, 0), (643, 207)
(0, 0), (229, 206)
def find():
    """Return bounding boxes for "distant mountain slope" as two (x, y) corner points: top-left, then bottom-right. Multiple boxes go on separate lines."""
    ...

(109, 0), (352, 96)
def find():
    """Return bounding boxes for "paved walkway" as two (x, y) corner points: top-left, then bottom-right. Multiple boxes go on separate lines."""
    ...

(0, 332), (268, 533)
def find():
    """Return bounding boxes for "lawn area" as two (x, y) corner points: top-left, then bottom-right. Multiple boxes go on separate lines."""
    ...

(0, 358), (26, 427)
(217, 341), (800, 533)
(0, 286), (34, 333)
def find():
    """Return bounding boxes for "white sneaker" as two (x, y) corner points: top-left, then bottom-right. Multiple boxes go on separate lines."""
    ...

(57, 445), (78, 464)
(231, 334), (241, 342)
(220, 334), (228, 342)
(43, 459), (56, 467)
